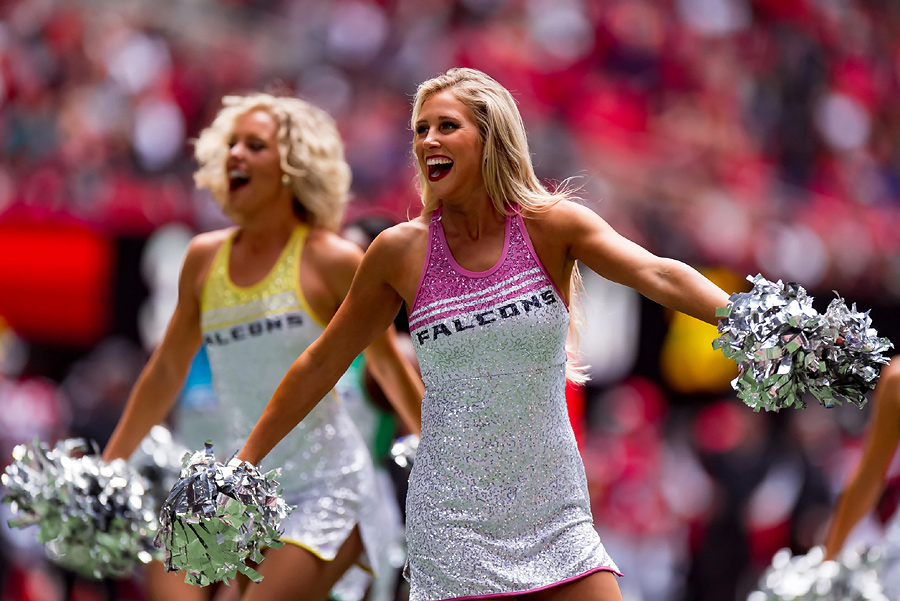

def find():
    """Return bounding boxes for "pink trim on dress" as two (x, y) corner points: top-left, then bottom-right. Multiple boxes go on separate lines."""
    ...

(410, 208), (442, 316)
(437, 566), (623, 601)
(514, 213), (568, 309)
(436, 210), (513, 279)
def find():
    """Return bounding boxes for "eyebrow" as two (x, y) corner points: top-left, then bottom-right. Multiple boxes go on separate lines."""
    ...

(229, 133), (268, 141)
(415, 115), (461, 125)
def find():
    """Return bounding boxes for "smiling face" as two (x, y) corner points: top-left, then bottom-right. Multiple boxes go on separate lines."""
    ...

(223, 108), (290, 220)
(414, 89), (486, 205)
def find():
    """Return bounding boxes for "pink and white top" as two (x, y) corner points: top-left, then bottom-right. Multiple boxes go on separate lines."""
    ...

(404, 206), (620, 601)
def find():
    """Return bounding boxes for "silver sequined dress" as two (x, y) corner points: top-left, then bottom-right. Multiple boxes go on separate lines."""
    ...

(405, 207), (620, 601)
(173, 224), (379, 568)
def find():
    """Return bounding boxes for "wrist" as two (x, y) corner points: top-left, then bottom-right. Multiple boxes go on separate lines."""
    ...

(227, 456), (253, 470)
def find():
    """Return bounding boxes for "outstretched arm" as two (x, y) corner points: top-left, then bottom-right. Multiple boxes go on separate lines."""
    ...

(824, 360), (900, 559)
(102, 237), (211, 461)
(556, 201), (731, 324)
(239, 232), (418, 464)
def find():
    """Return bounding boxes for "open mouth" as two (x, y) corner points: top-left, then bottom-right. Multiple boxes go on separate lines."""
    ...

(228, 169), (250, 192)
(426, 158), (453, 182)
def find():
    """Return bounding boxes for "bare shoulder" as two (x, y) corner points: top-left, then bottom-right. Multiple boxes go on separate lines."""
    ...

(188, 228), (232, 254)
(369, 218), (429, 255)
(183, 228), (232, 274)
(305, 227), (365, 272)
(173, 228), (233, 301)
(365, 219), (429, 274)
(363, 218), (430, 304)
(523, 200), (604, 234)
(521, 200), (610, 252)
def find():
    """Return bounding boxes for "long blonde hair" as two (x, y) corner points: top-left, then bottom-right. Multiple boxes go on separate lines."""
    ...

(194, 93), (351, 232)
(411, 68), (589, 383)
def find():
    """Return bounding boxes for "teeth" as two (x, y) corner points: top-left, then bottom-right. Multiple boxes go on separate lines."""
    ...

(426, 157), (453, 166)
(228, 169), (249, 179)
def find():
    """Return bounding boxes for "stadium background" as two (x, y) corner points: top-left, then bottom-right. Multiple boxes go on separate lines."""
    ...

(1, 0), (900, 600)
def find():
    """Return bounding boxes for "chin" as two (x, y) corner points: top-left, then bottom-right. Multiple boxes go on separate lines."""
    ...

(426, 181), (450, 196)
(221, 202), (247, 223)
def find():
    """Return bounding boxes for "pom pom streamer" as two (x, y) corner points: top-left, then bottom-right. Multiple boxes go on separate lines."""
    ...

(157, 443), (292, 586)
(714, 275), (893, 412)
(748, 546), (891, 601)
(1, 437), (158, 578)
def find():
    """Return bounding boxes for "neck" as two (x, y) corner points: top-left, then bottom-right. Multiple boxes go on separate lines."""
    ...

(234, 204), (302, 251)
(439, 198), (505, 240)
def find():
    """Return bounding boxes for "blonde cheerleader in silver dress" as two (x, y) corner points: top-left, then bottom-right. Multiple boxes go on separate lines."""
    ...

(102, 93), (422, 601)
(235, 68), (731, 601)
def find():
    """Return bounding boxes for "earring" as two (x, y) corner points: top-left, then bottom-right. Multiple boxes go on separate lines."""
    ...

(281, 174), (291, 187)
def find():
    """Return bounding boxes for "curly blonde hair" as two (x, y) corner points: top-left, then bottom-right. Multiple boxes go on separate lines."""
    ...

(194, 93), (351, 232)
(411, 68), (589, 382)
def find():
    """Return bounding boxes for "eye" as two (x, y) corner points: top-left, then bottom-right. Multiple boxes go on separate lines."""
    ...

(247, 140), (266, 151)
(440, 121), (459, 131)
(415, 124), (428, 136)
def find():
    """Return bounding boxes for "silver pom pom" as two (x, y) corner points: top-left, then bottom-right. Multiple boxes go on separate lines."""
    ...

(156, 442), (293, 586)
(714, 275), (893, 412)
(1, 437), (158, 578)
(749, 546), (890, 601)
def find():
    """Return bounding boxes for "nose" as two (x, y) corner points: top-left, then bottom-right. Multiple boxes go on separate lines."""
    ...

(228, 141), (245, 158)
(422, 129), (440, 149)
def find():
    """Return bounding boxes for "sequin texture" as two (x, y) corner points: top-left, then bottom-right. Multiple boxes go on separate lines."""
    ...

(405, 209), (619, 601)
(174, 224), (379, 568)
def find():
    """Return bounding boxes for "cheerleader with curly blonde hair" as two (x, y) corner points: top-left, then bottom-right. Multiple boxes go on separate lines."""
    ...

(103, 92), (423, 601)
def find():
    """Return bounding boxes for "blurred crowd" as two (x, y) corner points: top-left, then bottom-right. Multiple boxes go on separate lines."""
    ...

(2, 1), (900, 600)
